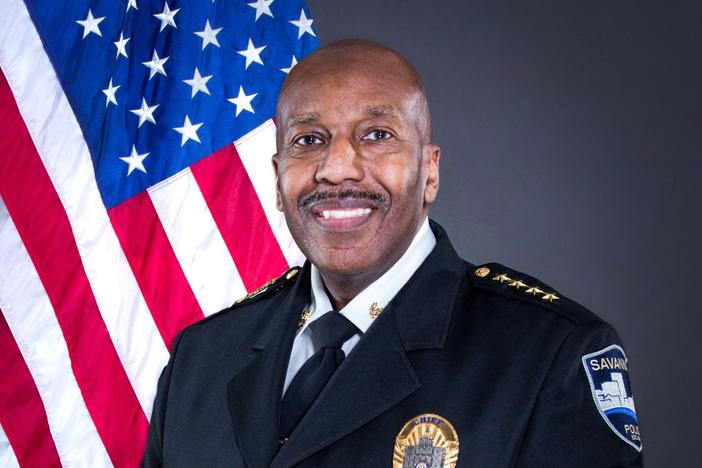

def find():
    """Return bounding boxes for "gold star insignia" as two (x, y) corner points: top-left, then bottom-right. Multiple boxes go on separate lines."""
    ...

(509, 279), (528, 290)
(251, 279), (274, 296)
(369, 302), (384, 320)
(232, 267), (300, 305)
(492, 273), (512, 283)
(234, 278), (275, 303)
(542, 292), (560, 302)
(525, 286), (544, 296)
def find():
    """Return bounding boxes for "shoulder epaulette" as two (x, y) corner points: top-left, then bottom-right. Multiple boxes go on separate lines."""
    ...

(232, 266), (301, 307)
(468, 262), (597, 325)
(470, 263), (560, 303)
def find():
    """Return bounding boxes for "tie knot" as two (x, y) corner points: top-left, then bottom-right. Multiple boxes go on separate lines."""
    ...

(310, 311), (358, 349)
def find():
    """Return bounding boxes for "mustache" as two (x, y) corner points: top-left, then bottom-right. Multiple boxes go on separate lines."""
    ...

(298, 188), (386, 210)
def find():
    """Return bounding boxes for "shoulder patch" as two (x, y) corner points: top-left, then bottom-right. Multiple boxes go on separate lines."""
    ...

(582, 344), (642, 452)
(232, 266), (301, 307)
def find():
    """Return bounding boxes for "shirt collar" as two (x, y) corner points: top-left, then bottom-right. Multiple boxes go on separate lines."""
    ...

(303, 217), (437, 335)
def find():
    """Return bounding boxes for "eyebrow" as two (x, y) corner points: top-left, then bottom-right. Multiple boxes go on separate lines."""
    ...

(287, 113), (320, 127)
(362, 105), (399, 120)
(286, 106), (399, 127)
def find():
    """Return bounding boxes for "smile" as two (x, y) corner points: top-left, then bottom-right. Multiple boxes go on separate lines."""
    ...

(321, 208), (372, 219)
(308, 202), (378, 231)
(302, 191), (386, 232)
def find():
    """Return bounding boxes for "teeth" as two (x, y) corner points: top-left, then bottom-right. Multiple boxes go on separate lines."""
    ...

(321, 208), (371, 219)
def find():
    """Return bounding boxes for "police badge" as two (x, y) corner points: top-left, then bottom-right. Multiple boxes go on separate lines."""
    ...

(393, 414), (459, 468)
(582, 344), (642, 451)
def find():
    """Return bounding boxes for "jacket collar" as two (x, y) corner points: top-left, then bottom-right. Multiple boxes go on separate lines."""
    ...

(393, 219), (469, 350)
(303, 217), (436, 337)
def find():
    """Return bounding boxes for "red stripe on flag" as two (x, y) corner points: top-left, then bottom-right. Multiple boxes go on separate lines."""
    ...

(191, 145), (289, 291)
(109, 191), (204, 350)
(0, 72), (147, 466)
(0, 310), (62, 468)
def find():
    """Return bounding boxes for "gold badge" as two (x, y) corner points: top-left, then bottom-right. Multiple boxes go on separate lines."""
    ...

(393, 413), (459, 468)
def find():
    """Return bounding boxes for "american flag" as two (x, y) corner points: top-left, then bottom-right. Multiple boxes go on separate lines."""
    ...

(0, 0), (318, 466)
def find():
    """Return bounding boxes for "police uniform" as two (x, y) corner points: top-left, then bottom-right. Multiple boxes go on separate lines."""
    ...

(142, 220), (643, 467)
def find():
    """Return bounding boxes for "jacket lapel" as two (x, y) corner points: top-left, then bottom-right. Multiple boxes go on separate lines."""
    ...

(227, 265), (311, 468)
(270, 221), (469, 467)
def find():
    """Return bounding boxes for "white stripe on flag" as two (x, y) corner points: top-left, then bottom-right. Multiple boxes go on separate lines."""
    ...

(149, 168), (247, 316)
(0, 0), (168, 417)
(0, 423), (20, 468)
(234, 120), (305, 267)
(0, 200), (113, 468)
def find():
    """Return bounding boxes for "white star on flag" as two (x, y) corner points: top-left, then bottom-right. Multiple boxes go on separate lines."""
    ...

(247, 0), (274, 21)
(173, 115), (203, 146)
(194, 20), (222, 50)
(290, 9), (315, 39)
(237, 38), (266, 69)
(119, 145), (149, 175)
(76, 9), (105, 39)
(183, 68), (212, 97)
(102, 78), (120, 107)
(228, 86), (257, 117)
(154, 2), (180, 32)
(142, 50), (169, 79)
(280, 55), (298, 74)
(126, 0), (138, 12)
(129, 98), (159, 127)
(114, 32), (130, 59)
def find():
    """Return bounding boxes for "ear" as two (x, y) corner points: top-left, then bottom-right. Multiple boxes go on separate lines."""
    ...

(271, 153), (284, 212)
(422, 143), (441, 206)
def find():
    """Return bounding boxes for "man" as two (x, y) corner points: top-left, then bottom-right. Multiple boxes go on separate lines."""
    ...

(143, 40), (643, 467)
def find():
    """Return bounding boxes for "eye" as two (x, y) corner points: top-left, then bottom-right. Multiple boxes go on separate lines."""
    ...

(363, 129), (393, 141)
(294, 134), (324, 146)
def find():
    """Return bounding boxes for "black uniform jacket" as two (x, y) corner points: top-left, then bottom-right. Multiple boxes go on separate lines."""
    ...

(143, 222), (643, 467)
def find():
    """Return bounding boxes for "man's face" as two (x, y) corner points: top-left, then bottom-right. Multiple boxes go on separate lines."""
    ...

(273, 62), (440, 282)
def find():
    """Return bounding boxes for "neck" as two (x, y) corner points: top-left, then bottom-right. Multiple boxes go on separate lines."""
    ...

(314, 215), (430, 310)
(318, 229), (421, 309)
(319, 270), (380, 310)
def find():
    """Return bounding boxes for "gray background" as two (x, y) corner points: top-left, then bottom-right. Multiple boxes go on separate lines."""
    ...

(306, 1), (700, 466)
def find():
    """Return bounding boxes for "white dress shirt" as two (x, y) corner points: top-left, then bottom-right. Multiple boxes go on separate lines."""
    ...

(282, 217), (437, 394)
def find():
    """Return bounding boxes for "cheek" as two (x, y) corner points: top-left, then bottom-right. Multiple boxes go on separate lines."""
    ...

(376, 159), (423, 206)
(277, 161), (311, 205)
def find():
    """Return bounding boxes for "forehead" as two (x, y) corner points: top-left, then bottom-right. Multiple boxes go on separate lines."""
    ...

(279, 66), (419, 126)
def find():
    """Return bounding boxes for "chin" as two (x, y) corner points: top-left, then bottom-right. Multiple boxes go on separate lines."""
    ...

(308, 249), (378, 278)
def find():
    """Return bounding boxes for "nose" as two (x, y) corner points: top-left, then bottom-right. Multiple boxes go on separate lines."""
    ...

(314, 134), (364, 184)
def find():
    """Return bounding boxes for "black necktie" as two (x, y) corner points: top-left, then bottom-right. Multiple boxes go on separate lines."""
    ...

(279, 311), (358, 439)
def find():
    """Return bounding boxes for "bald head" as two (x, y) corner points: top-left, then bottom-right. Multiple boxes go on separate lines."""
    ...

(276, 39), (433, 144)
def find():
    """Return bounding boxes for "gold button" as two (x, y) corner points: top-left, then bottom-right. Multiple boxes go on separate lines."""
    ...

(286, 268), (299, 280)
(474, 266), (490, 278)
